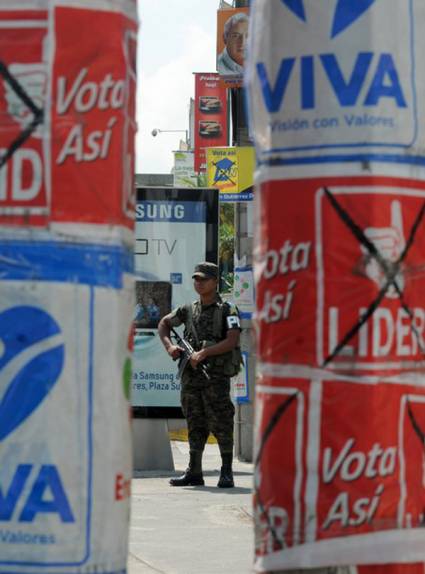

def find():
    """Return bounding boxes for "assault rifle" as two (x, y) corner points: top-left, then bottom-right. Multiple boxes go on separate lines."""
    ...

(170, 327), (210, 381)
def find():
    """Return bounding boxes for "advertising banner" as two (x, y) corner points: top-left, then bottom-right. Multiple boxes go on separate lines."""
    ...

(207, 146), (254, 201)
(0, 1), (137, 231)
(247, 2), (425, 571)
(132, 187), (219, 412)
(194, 73), (228, 173)
(217, 7), (250, 87)
(173, 150), (198, 188)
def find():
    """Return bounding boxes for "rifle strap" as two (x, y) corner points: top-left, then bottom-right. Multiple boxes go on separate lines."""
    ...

(185, 299), (241, 377)
(213, 303), (224, 341)
(187, 299), (227, 346)
(187, 303), (201, 348)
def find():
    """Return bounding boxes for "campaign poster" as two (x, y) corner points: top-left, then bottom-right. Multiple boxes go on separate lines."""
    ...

(0, 2), (137, 572)
(0, 2), (137, 230)
(254, 374), (425, 570)
(0, 7), (49, 224)
(217, 7), (250, 87)
(247, 0), (425, 571)
(207, 146), (254, 202)
(0, 241), (134, 573)
(255, 176), (425, 371)
(246, 0), (425, 170)
(194, 73), (228, 173)
(51, 5), (137, 229)
(253, 174), (425, 570)
(132, 187), (219, 413)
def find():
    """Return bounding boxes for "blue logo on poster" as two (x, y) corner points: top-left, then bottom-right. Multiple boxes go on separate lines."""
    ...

(280, 0), (306, 22)
(213, 158), (236, 184)
(281, 0), (376, 37)
(259, 0), (407, 114)
(0, 306), (64, 441)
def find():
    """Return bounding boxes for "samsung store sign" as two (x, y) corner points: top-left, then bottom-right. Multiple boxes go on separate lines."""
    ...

(248, 0), (417, 158)
(135, 201), (206, 223)
(133, 188), (218, 415)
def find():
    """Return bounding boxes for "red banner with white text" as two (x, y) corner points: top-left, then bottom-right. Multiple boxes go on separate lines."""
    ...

(194, 73), (228, 173)
(0, 4), (137, 230)
(253, 176), (425, 571)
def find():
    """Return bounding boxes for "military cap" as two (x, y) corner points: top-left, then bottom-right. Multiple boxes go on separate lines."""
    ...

(192, 261), (219, 280)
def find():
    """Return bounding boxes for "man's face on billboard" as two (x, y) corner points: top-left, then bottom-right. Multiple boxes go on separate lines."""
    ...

(226, 20), (248, 66)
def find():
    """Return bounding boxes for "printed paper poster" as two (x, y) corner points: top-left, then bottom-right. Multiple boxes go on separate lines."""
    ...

(194, 73), (228, 173)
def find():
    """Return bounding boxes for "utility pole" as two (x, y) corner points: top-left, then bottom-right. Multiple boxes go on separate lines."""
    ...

(232, 5), (346, 570)
(247, 1), (425, 573)
(232, 0), (255, 463)
(234, 1), (344, 572)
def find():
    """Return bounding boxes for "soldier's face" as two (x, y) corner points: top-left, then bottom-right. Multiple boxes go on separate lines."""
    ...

(194, 276), (217, 296)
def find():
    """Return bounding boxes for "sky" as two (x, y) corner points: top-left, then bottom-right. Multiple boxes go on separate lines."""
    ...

(136, 0), (220, 175)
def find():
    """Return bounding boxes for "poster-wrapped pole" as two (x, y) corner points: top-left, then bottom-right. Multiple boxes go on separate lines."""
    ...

(246, 1), (425, 573)
(0, 1), (137, 573)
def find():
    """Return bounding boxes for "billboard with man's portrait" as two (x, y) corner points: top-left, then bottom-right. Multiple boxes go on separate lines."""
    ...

(216, 7), (249, 86)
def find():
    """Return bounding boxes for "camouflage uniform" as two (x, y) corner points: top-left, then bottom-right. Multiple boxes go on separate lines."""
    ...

(168, 294), (240, 455)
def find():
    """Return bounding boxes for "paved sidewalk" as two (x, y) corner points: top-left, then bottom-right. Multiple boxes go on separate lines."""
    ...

(128, 441), (255, 574)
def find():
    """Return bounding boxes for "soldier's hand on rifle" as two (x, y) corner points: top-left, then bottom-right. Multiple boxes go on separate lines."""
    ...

(190, 349), (208, 368)
(167, 344), (184, 361)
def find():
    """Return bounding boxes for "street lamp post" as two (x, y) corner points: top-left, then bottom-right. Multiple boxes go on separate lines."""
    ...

(151, 128), (189, 145)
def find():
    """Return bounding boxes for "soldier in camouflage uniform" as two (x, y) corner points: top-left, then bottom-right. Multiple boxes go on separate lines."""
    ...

(158, 262), (241, 488)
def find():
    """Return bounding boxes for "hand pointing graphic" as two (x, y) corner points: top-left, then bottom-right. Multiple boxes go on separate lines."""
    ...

(361, 200), (405, 298)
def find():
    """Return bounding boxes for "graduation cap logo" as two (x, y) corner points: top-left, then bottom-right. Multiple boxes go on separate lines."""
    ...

(213, 157), (236, 186)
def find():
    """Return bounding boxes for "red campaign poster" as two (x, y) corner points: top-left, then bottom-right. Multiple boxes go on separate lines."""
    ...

(358, 566), (425, 574)
(0, 9), (49, 225)
(254, 375), (425, 571)
(0, 5), (137, 229)
(254, 378), (310, 555)
(194, 73), (228, 173)
(51, 6), (137, 228)
(256, 176), (425, 372)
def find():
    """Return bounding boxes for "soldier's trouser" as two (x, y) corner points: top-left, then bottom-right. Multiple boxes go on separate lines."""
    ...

(181, 376), (235, 454)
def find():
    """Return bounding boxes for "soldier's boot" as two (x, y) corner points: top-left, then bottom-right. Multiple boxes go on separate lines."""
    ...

(169, 450), (204, 486)
(217, 453), (234, 488)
